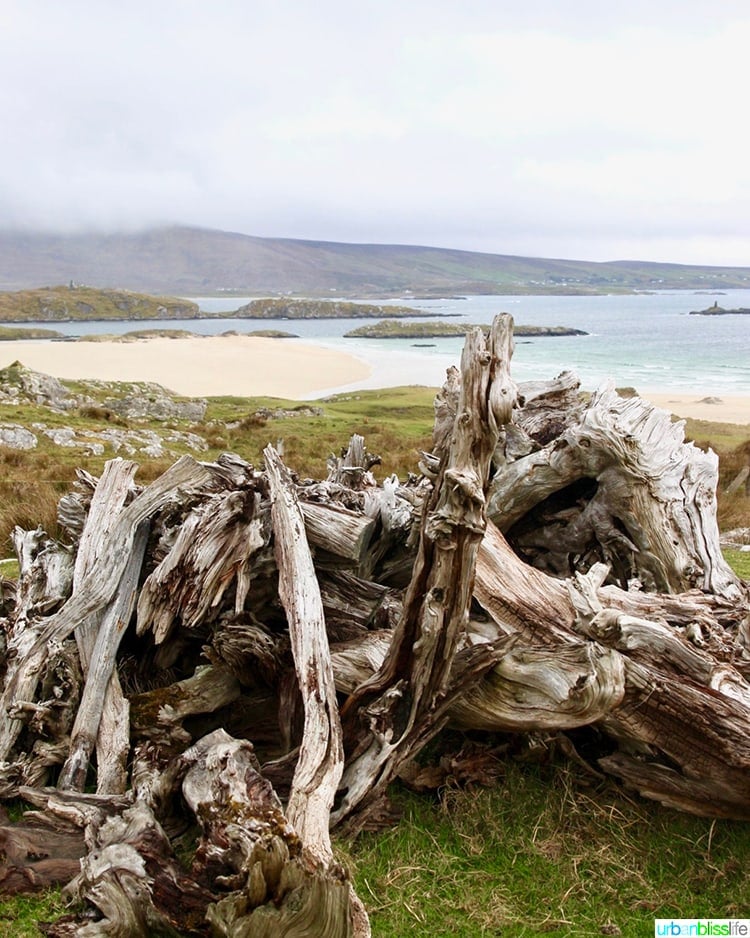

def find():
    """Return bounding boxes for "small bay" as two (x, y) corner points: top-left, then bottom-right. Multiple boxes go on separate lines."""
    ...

(6, 290), (749, 397)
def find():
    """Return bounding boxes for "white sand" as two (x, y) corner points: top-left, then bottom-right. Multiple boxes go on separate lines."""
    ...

(0, 335), (372, 399)
(640, 392), (750, 426)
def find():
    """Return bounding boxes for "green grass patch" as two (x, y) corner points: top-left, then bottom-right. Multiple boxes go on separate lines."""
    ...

(685, 417), (750, 454)
(341, 762), (750, 937)
(725, 550), (750, 580)
(0, 889), (69, 938)
(199, 386), (437, 480)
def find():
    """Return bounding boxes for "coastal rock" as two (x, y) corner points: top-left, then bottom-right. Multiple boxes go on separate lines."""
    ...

(690, 301), (750, 316)
(38, 427), (105, 456)
(0, 285), (199, 322)
(234, 298), (428, 319)
(0, 361), (78, 411)
(104, 388), (207, 422)
(0, 424), (37, 449)
(91, 427), (208, 457)
(253, 405), (324, 420)
(344, 319), (588, 339)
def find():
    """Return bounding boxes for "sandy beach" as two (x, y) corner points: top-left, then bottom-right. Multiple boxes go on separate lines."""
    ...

(0, 334), (748, 426)
(639, 392), (750, 426)
(0, 335), (372, 399)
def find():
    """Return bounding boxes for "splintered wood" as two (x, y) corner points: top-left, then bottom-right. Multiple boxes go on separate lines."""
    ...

(0, 313), (748, 936)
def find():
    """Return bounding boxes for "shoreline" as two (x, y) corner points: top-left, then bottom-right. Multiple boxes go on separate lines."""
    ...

(0, 334), (748, 426)
(636, 391), (750, 426)
(0, 335), (372, 399)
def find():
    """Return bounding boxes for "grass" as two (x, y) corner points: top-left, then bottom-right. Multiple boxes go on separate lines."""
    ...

(0, 890), (69, 938)
(340, 761), (750, 938)
(724, 549), (750, 580)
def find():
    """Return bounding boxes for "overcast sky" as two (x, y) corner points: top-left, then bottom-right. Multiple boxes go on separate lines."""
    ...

(2, 0), (749, 264)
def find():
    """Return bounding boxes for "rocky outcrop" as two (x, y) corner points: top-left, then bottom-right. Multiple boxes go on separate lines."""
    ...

(0, 363), (207, 423)
(233, 298), (430, 319)
(103, 387), (207, 422)
(5, 422), (209, 457)
(344, 319), (588, 339)
(0, 361), (79, 411)
(721, 527), (750, 550)
(0, 363), (208, 453)
(690, 301), (750, 316)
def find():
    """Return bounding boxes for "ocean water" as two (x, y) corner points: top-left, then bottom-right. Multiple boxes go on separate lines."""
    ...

(16, 291), (750, 398)
(306, 291), (750, 397)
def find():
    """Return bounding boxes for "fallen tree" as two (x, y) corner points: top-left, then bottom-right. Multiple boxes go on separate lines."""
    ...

(0, 314), (748, 935)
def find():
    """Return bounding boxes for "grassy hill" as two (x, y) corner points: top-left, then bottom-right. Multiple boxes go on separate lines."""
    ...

(2, 226), (750, 296)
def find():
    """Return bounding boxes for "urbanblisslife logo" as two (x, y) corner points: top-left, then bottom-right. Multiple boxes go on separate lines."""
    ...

(655, 921), (750, 936)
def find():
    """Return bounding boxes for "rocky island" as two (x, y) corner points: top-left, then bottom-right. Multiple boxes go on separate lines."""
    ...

(0, 324), (65, 340)
(231, 298), (438, 319)
(690, 301), (750, 316)
(0, 285), (199, 322)
(344, 319), (588, 339)
(0, 287), (440, 324)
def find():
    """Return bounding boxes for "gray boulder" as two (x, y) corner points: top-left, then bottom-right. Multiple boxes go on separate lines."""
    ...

(0, 424), (38, 449)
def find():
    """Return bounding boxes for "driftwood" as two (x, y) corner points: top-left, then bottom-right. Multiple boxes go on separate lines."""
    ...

(0, 312), (748, 935)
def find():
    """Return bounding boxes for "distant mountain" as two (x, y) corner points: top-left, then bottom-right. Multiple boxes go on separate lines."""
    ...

(1, 225), (749, 296)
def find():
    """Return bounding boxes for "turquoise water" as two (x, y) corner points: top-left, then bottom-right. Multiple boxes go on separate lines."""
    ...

(13, 291), (750, 397)
(308, 292), (750, 396)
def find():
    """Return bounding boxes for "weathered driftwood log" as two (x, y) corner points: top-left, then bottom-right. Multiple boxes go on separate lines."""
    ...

(0, 809), (87, 894)
(266, 443), (370, 933)
(488, 382), (741, 599)
(136, 487), (267, 646)
(474, 521), (750, 816)
(59, 458), (140, 795)
(183, 730), (360, 938)
(0, 312), (749, 935)
(333, 315), (514, 826)
(266, 445), (344, 865)
(0, 456), (219, 770)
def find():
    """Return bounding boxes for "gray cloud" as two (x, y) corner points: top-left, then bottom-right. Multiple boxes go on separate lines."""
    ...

(2, 0), (749, 264)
